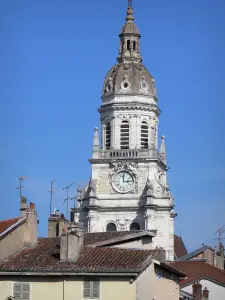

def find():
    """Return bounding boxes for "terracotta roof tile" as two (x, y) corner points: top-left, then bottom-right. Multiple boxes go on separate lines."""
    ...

(170, 260), (225, 286)
(84, 231), (145, 245)
(0, 238), (155, 273)
(0, 217), (22, 235)
(174, 235), (188, 258)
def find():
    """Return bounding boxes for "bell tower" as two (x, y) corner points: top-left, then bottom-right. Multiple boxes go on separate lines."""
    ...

(75, 2), (176, 261)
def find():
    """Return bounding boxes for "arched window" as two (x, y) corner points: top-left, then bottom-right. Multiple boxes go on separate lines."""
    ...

(133, 40), (136, 51)
(105, 122), (111, 149)
(141, 121), (149, 149)
(127, 39), (131, 50)
(106, 223), (117, 232)
(120, 120), (129, 149)
(130, 222), (140, 231)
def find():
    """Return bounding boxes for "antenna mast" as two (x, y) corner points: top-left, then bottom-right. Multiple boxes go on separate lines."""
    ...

(16, 176), (27, 198)
(214, 225), (225, 248)
(49, 179), (55, 216)
(62, 181), (76, 218)
(128, 0), (132, 7)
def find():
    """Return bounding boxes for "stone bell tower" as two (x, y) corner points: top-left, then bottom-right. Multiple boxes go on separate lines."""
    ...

(75, 2), (176, 261)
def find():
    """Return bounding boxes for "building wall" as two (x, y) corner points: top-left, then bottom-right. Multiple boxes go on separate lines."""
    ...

(182, 279), (225, 300)
(0, 210), (37, 262)
(0, 276), (136, 300)
(136, 262), (180, 300)
(0, 222), (26, 262)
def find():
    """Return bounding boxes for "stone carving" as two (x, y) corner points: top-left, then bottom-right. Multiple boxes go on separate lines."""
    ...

(89, 179), (97, 197)
(88, 212), (99, 231)
(123, 63), (131, 70)
(146, 178), (154, 197)
(105, 77), (113, 93)
(116, 216), (130, 231)
(120, 75), (131, 91)
(139, 76), (149, 93)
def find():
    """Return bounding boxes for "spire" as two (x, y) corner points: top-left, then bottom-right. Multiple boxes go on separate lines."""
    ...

(118, 1), (142, 62)
(92, 127), (99, 151)
(126, 1), (134, 22)
(160, 136), (166, 162)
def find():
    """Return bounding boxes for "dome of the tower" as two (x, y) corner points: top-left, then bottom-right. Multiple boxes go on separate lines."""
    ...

(121, 22), (139, 35)
(102, 61), (156, 98)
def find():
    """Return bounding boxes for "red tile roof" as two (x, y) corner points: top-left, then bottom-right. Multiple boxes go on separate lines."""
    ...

(170, 261), (225, 287)
(174, 235), (188, 258)
(0, 217), (22, 235)
(0, 237), (155, 273)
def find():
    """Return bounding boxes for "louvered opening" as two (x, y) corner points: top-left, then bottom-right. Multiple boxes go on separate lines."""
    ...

(120, 121), (129, 149)
(13, 282), (30, 300)
(92, 280), (100, 298)
(105, 122), (111, 150)
(83, 280), (91, 298)
(83, 280), (100, 299)
(141, 121), (149, 149)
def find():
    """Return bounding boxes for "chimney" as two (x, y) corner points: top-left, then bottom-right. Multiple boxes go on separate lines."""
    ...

(192, 281), (202, 300)
(203, 287), (209, 299)
(24, 202), (38, 248)
(20, 196), (28, 217)
(48, 211), (69, 238)
(60, 222), (84, 262)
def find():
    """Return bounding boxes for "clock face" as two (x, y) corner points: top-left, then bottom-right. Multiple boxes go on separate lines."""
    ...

(113, 171), (134, 193)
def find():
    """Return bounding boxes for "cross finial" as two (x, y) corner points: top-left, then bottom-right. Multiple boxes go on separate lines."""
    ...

(128, 0), (132, 7)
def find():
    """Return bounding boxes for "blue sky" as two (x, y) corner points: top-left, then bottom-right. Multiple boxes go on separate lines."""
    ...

(0, 0), (225, 252)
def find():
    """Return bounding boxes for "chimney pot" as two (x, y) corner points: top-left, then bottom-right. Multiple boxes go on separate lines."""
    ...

(30, 202), (35, 209)
(203, 287), (209, 299)
(192, 281), (202, 300)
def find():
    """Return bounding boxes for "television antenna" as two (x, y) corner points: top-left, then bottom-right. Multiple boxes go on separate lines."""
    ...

(214, 225), (225, 248)
(62, 181), (76, 218)
(16, 176), (27, 198)
(128, 0), (132, 7)
(49, 179), (55, 216)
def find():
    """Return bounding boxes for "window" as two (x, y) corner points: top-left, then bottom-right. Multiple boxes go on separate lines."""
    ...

(105, 122), (111, 149)
(141, 121), (149, 149)
(13, 282), (30, 300)
(130, 222), (140, 231)
(127, 39), (131, 50)
(120, 121), (129, 149)
(154, 264), (172, 280)
(154, 264), (162, 279)
(106, 223), (117, 232)
(83, 279), (100, 299)
(133, 40), (136, 51)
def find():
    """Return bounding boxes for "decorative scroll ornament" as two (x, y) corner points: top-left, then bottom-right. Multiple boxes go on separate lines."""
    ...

(139, 76), (149, 93)
(120, 75), (131, 91)
(105, 77), (113, 94)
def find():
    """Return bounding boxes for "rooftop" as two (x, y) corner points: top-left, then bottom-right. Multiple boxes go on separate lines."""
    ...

(0, 217), (22, 235)
(170, 260), (225, 287)
(0, 237), (156, 274)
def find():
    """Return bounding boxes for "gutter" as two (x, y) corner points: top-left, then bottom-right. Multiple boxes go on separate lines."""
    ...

(0, 271), (139, 277)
